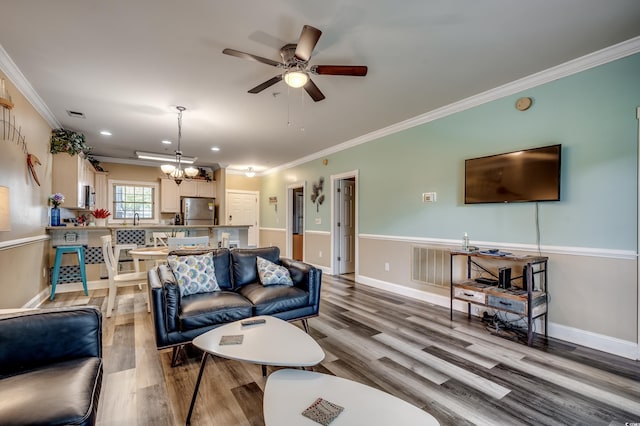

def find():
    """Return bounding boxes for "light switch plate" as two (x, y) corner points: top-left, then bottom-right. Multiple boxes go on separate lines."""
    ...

(422, 192), (437, 202)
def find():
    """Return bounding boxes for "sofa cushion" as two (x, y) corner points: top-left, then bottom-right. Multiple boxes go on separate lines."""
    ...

(257, 256), (293, 286)
(238, 282), (309, 316)
(168, 252), (220, 296)
(231, 247), (280, 288)
(0, 357), (102, 426)
(179, 291), (253, 331)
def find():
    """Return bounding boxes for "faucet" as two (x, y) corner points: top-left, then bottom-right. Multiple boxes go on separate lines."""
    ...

(133, 213), (140, 226)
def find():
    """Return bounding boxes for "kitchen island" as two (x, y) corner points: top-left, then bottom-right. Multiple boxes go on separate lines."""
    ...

(45, 224), (251, 296)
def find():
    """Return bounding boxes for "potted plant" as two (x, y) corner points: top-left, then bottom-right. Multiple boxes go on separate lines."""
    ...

(91, 208), (111, 227)
(50, 129), (92, 156)
(49, 193), (65, 226)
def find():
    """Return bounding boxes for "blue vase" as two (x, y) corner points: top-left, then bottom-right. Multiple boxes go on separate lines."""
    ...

(51, 207), (61, 226)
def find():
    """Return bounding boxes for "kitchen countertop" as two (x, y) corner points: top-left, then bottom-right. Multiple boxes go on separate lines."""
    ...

(45, 224), (250, 231)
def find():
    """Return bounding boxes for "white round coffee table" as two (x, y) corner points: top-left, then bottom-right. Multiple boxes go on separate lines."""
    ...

(264, 369), (440, 425)
(186, 315), (324, 425)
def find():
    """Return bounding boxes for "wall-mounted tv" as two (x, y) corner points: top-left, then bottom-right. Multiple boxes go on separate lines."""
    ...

(464, 144), (561, 204)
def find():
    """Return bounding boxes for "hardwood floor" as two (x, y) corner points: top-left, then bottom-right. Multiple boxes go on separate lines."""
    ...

(42, 274), (640, 425)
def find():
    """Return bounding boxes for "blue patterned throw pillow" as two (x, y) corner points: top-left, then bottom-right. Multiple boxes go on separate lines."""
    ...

(168, 252), (220, 296)
(257, 256), (293, 286)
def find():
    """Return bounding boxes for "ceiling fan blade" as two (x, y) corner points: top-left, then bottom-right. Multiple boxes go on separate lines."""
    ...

(312, 65), (368, 76)
(222, 48), (281, 67)
(295, 25), (322, 61)
(304, 79), (325, 102)
(248, 75), (283, 94)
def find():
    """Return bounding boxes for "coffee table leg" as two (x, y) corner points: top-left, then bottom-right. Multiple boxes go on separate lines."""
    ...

(261, 364), (267, 377)
(186, 352), (209, 425)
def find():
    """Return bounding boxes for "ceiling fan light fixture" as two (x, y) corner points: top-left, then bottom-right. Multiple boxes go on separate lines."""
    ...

(245, 167), (256, 178)
(284, 70), (308, 88)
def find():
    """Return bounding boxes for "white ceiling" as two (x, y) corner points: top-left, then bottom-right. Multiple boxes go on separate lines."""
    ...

(2, 1), (640, 174)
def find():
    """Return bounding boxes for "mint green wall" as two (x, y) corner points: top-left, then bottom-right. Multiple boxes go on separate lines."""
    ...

(262, 53), (640, 251)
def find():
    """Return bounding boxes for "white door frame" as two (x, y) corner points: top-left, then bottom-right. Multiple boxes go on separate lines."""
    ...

(636, 106), (639, 360)
(225, 189), (260, 247)
(286, 181), (305, 259)
(331, 170), (359, 276)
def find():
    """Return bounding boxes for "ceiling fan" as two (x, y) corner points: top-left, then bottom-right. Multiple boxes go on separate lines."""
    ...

(222, 25), (368, 102)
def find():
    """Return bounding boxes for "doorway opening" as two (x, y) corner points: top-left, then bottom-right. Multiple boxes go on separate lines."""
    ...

(332, 171), (358, 277)
(286, 182), (305, 260)
(292, 187), (304, 261)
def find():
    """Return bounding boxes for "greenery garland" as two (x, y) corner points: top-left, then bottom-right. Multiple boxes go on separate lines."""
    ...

(50, 128), (91, 156)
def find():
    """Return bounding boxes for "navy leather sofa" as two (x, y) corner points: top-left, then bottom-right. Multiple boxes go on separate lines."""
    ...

(0, 307), (103, 425)
(148, 246), (322, 365)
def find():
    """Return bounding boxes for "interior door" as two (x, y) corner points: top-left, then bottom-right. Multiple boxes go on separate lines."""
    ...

(337, 179), (355, 274)
(227, 191), (258, 247)
(292, 187), (304, 260)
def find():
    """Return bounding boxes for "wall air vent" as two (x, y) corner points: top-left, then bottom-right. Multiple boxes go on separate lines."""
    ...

(411, 245), (451, 288)
(66, 110), (86, 118)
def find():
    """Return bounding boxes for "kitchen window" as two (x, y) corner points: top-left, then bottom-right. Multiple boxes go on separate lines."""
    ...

(108, 180), (159, 223)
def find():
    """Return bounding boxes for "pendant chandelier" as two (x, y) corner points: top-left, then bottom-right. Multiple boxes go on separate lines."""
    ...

(160, 106), (198, 185)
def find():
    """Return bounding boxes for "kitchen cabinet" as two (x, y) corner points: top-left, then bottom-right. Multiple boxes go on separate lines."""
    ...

(160, 178), (180, 213)
(179, 180), (216, 198)
(52, 153), (96, 209)
(160, 179), (216, 213)
(93, 172), (109, 211)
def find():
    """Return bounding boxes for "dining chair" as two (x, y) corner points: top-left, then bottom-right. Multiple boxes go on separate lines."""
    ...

(101, 235), (150, 318)
(114, 244), (139, 273)
(167, 236), (209, 250)
(220, 232), (230, 248)
(153, 231), (185, 247)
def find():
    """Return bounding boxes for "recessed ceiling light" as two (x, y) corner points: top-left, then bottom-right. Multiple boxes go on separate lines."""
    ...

(161, 140), (172, 145)
(211, 146), (220, 152)
(99, 130), (112, 136)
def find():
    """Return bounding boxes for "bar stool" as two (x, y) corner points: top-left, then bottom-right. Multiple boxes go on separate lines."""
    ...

(50, 245), (88, 300)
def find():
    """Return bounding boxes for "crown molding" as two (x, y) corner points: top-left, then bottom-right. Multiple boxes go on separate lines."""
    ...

(266, 36), (640, 175)
(2, 35), (639, 174)
(0, 44), (60, 129)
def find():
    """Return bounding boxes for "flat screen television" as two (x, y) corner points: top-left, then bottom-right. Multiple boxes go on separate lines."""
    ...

(464, 144), (561, 204)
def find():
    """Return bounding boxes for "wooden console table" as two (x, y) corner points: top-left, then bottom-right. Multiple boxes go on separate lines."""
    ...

(449, 250), (548, 346)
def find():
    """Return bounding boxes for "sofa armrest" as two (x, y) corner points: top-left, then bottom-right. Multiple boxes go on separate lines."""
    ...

(280, 258), (322, 311)
(149, 265), (182, 348)
(0, 307), (102, 377)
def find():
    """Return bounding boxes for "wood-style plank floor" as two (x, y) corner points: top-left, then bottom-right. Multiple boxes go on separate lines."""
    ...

(42, 274), (640, 425)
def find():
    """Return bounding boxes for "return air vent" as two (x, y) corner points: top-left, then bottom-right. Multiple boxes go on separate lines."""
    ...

(66, 110), (86, 118)
(411, 245), (450, 288)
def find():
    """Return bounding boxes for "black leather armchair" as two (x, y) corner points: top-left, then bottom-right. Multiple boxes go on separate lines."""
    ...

(0, 307), (103, 425)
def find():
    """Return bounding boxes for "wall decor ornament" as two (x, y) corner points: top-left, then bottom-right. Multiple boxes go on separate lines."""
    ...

(26, 153), (42, 186)
(310, 177), (325, 212)
(1, 88), (41, 188)
(0, 78), (13, 110)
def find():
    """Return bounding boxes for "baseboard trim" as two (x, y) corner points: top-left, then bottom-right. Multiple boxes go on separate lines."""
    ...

(309, 263), (332, 276)
(31, 279), (109, 308)
(547, 322), (638, 360)
(356, 274), (638, 360)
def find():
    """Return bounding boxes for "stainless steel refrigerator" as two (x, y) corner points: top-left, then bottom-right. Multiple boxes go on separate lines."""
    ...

(181, 197), (215, 225)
